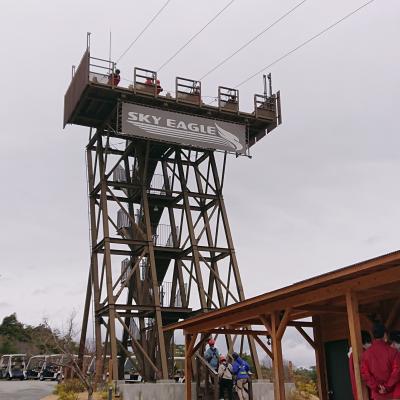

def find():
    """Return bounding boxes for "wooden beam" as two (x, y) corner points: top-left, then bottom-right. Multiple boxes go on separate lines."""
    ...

(185, 334), (193, 400)
(295, 326), (315, 349)
(254, 335), (273, 360)
(385, 297), (400, 329)
(258, 314), (272, 333)
(277, 308), (292, 340)
(271, 312), (285, 400)
(187, 333), (198, 358)
(346, 291), (369, 400)
(204, 328), (270, 336)
(295, 304), (347, 314)
(288, 321), (315, 328)
(169, 266), (400, 334)
(313, 316), (328, 400)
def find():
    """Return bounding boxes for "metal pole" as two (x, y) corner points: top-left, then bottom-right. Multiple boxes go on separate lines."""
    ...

(267, 73), (272, 97)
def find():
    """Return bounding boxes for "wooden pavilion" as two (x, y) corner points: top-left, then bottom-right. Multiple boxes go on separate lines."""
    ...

(165, 250), (400, 400)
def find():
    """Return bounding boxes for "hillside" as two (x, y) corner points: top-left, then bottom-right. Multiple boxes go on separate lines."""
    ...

(0, 313), (60, 356)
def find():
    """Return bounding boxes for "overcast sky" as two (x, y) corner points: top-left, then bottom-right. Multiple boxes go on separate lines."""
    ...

(0, 0), (399, 367)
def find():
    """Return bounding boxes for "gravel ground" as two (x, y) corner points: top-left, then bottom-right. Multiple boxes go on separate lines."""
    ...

(0, 380), (56, 400)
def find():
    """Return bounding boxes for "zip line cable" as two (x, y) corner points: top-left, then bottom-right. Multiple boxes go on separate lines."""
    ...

(235, 0), (377, 88)
(199, 0), (308, 81)
(117, 0), (172, 63)
(157, 0), (235, 72)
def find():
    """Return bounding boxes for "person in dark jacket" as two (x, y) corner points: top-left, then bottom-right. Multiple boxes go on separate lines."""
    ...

(361, 322), (400, 399)
(232, 352), (250, 400)
(349, 330), (372, 400)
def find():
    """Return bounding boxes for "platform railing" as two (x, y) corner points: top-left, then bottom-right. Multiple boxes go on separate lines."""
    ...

(218, 86), (239, 113)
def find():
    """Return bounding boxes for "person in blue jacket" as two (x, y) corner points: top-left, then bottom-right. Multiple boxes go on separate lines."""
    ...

(232, 352), (250, 400)
(204, 338), (220, 370)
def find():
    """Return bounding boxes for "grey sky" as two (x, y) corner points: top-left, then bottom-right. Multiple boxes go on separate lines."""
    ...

(0, 0), (399, 367)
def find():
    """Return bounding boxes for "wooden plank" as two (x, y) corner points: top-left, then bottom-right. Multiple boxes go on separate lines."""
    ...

(346, 291), (369, 400)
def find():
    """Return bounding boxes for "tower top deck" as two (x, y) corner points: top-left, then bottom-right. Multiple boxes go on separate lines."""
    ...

(64, 50), (282, 153)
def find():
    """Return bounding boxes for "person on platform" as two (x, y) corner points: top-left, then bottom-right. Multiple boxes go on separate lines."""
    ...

(108, 69), (120, 86)
(218, 355), (233, 400)
(361, 322), (400, 399)
(204, 338), (220, 371)
(232, 352), (250, 400)
(145, 77), (163, 94)
(348, 330), (372, 400)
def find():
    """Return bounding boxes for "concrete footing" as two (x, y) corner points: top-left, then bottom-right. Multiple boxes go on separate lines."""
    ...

(119, 381), (295, 400)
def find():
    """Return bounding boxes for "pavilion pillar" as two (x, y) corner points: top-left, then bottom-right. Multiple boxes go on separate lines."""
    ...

(185, 334), (193, 400)
(271, 311), (288, 400)
(184, 332), (198, 400)
(312, 316), (328, 400)
(346, 291), (369, 400)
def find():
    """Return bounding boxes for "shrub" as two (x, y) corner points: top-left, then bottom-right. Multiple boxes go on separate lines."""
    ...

(54, 378), (85, 400)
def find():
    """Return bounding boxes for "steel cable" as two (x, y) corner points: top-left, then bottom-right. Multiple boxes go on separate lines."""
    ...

(157, 0), (235, 72)
(235, 0), (377, 88)
(117, 0), (172, 63)
(199, 0), (308, 81)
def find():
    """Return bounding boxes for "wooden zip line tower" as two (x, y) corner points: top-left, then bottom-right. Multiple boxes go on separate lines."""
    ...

(63, 43), (281, 381)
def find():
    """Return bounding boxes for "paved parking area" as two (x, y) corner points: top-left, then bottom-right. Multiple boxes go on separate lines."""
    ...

(0, 380), (56, 400)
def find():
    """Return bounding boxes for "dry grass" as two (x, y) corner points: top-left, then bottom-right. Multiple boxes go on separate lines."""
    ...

(41, 393), (105, 400)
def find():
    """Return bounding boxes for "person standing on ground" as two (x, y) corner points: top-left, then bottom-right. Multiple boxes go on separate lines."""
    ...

(349, 330), (372, 400)
(232, 352), (250, 400)
(204, 338), (220, 371)
(361, 322), (400, 399)
(218, 355), (233, 400)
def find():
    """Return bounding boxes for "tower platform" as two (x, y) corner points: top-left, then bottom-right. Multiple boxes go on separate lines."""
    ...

(64, 50), (282, 150)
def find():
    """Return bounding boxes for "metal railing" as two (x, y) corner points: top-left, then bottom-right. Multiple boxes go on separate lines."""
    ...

(148, 174), (171, 195)
(121, 258), (148, 286)
(152, 224), (176, 247)
(113, 165), (127, 182)
(129, 317), (141, 340)
(176, 77), (202, 106)
(218, 86), (239, 113)
(159, 282), (187, 307)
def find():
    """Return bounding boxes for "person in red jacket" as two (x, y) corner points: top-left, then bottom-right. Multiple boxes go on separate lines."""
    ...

(349, 330), (372, 399)
(108, 69), (120, 86)
(361, 322), (400, 399)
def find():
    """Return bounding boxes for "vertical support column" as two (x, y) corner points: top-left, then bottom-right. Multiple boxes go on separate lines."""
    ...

(98, 135), (119, 380)
(209, 152), (261, 377)
(271, 312), (285, 400)
(313, 316), (328, 400)
(140, 142), (169, 379)
(346, 291), (369, 400)
(176, 150), (207, 310)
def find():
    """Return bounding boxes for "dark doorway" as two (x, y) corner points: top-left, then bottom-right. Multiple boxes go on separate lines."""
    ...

(325, 339), (353, 400)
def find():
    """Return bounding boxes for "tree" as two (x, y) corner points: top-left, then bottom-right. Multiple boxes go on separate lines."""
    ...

(42, 313), (94, 400)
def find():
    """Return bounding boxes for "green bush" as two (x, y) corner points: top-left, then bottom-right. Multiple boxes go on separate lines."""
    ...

(54, 378), (85, 399)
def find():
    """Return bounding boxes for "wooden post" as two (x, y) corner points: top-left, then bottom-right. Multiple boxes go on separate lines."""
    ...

(185, 334), (193, 400)
(313, 316), (328, 400)
(346, 291), (369, 400)
(271, 312), (285, 400)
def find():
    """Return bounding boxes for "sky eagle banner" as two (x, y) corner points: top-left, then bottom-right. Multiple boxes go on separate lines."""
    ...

(120, 102), (247, 154)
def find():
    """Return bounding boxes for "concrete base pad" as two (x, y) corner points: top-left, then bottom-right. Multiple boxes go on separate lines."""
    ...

(119, 381), (295, 400)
